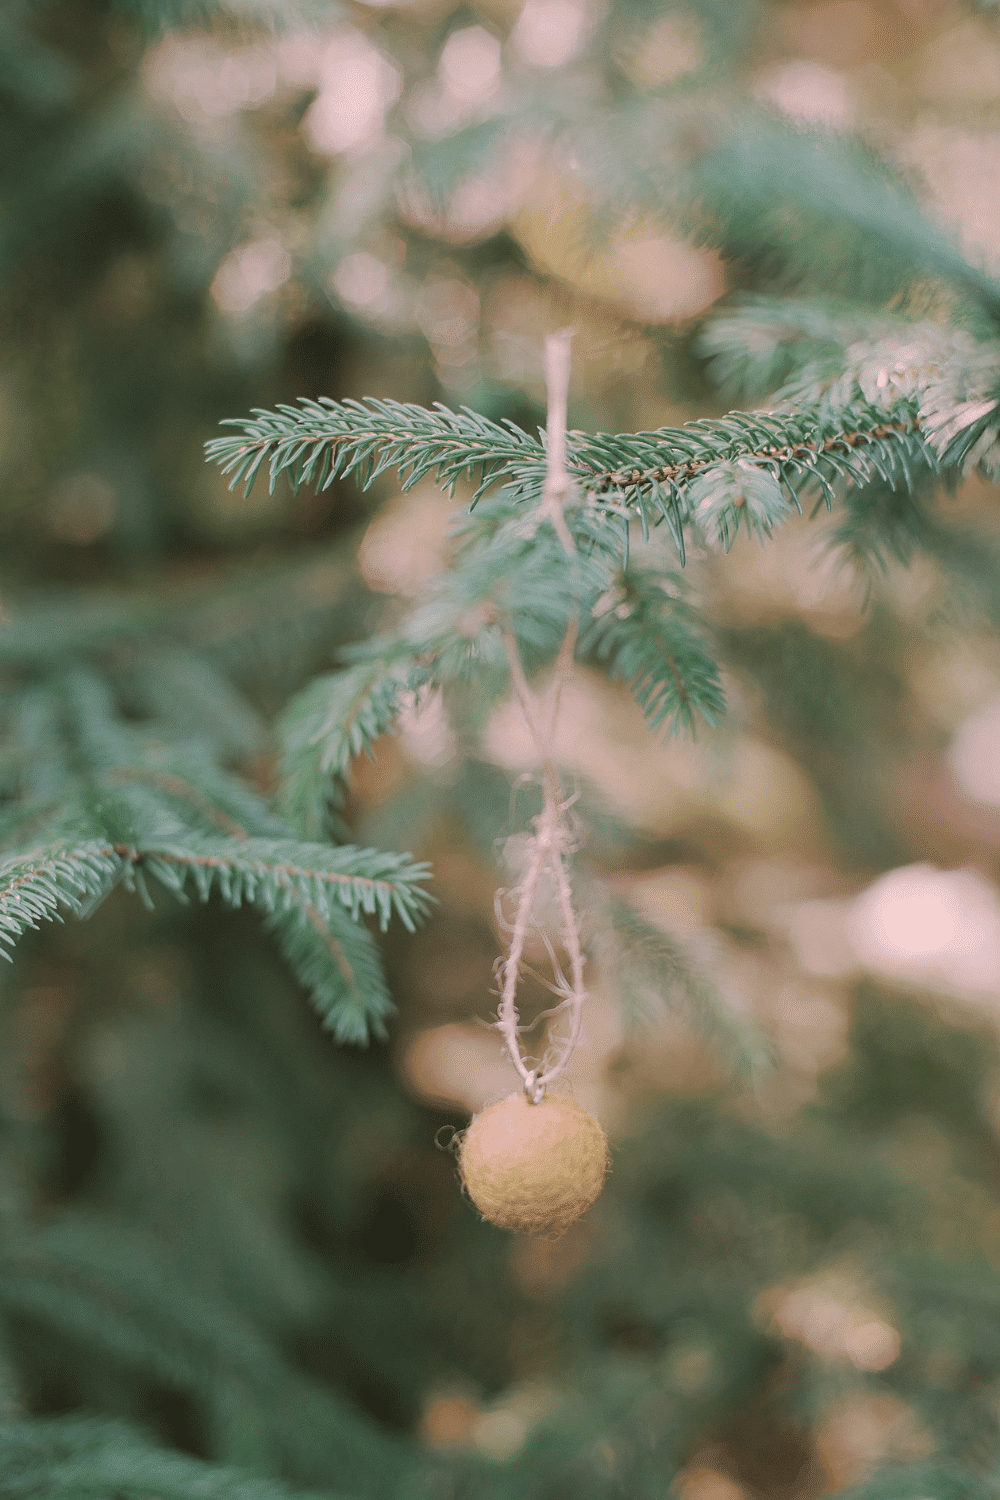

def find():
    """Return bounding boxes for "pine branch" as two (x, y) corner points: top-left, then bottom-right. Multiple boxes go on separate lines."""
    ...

(207, 393), (933, 570)
(577, 401), (928, 543)
(595, 896), (773, 1079)
(0, 1413), (340, 1500)
(400, 491), (624, 674)
(0, 675), (431, 1043)
(0, 1218), (424, 1494)
(689, 114), (1000, 314)
(0, 844), (125, 959)
(133, 834), (434, 933)
(698, 299), (1000, 476)
(580, 570), (725, 736)
(696, 297), (892, 404)
(103, 761), (271, 841)
(123, 649), (266, 764)
(277, 661), (414, 841)
(266, 902), (396, 1045)
(206, 396), (547, 507)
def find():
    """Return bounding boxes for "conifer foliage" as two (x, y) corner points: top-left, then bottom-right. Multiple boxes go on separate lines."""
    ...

(0, 653), (433, 1043)
(6, 0), (1000, 1497)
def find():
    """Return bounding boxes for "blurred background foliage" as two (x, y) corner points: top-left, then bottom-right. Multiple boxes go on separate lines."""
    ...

(11, 0), (1000, 1496)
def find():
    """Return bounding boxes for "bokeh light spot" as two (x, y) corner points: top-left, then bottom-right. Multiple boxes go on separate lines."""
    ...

(303, 31), (402, 155)
(511, 0), (591, 69)
(211, 239), (291, 316)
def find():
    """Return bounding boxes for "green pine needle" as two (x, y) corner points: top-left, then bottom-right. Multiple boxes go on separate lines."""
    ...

(581, 570), (726, 736)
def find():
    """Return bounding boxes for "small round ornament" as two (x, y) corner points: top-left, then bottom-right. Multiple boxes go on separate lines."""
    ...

(458, 1091), (609, 1235)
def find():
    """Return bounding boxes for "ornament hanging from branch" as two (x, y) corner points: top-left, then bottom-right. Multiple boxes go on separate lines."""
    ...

(457, 330), (610, 1236)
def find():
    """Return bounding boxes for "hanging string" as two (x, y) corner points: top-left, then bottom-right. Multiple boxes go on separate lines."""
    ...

(495, 330), (587, 1106)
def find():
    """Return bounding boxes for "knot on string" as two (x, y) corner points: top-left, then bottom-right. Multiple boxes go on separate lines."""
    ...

(523, 1069), (546, 1106)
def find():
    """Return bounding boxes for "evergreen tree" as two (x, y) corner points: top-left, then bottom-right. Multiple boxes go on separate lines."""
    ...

(4, 0), (1000, 1495)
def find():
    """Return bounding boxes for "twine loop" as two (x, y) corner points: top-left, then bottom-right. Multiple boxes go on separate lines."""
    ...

(494, 330), (587, 1103)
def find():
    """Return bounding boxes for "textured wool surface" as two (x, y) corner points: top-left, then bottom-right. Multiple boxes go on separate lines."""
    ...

(458, 1092), (609, 1234)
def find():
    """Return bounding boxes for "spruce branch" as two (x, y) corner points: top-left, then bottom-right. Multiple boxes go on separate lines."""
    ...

(0, 844), (125, 958)
(0, 795), (79, 855)
(0, 682), (432, 1044)
(400, 493), (622, 676)
(266, 901), (397, 1045)
(598, 896), (772, 1080)
(0, 1219), (423, 1495)
(123, 648), (266, 764)
(206, 396), (547, 507)
(0, 668), (432, 1043)
(0, 1414), (339, 1500)
(698, 299), (1000, 478)
(102, 766), (406, 1041)
(9, 686), (74, 804)
(103, 753), (288, 842)
(207, 390), (934, 569)
(686, 110), (1000, 316)
(132, 835), (434, 933)
(829, 473), (941, 572)
(578, 403), (928, 545)
(0, 835), (432, 951)
(696, 296), (894, 403)
(581, 570), (726, 736)
(277, 660), (416, 841)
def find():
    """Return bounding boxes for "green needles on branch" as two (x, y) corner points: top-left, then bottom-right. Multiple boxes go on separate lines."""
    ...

(0, 637), (433, 1046)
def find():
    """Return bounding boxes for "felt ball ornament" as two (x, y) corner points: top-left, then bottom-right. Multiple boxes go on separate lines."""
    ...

(458, 1092), (609, 1234)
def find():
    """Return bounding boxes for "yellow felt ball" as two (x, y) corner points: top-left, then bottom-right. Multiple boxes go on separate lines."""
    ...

(458, 1092), (609, 1235)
